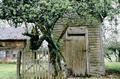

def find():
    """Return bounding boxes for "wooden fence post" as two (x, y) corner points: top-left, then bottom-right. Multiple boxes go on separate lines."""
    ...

(17, 51), (22, 79)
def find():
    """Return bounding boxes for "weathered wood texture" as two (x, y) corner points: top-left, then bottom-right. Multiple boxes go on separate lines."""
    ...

(0, 40), (26, 50)
(21, 50), (49, 79)
(88, 27), (104, 76)
(17, 51), (22, 79)
(20, 47), (65, 79)
(64, 27), (87, 76)
(53, 11), (105, 76)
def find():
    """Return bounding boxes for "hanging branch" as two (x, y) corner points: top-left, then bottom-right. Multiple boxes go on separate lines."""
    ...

(57, 23), (69, 42)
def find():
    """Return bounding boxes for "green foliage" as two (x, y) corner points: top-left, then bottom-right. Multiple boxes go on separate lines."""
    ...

(72, 0), (119, 25)
(77, 0), (104, 21)
(0, 0), (70, 26)
(103, 14), (120, 62)
(104, 41), (120, 62)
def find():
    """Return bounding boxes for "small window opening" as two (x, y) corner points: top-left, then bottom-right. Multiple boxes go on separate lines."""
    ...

(67, 33), (85, 36)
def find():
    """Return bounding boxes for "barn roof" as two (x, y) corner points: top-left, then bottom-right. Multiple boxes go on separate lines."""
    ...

(0, 27), (29, 40)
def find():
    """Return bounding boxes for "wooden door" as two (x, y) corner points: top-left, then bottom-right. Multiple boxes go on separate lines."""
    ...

(64, 27), (87, 76)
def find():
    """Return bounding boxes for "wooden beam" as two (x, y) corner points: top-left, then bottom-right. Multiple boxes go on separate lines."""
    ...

(17, 51), (22, 79)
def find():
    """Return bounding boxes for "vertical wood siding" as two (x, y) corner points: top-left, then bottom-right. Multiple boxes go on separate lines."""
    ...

(53, 12), (105, 76)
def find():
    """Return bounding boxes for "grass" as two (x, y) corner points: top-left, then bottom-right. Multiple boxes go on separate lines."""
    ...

(105, 62), (120, 73)
(0, 62), (119, 79)
(0, 64), (16, 79)
(104, 62), (120, 79)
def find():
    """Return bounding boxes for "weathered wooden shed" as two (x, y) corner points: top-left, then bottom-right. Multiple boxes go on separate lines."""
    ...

(53, 11), (105, 77)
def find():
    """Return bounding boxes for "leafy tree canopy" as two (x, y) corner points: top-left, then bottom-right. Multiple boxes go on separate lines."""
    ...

(0, 0), (71, 26)
(0, 0), (119, 25)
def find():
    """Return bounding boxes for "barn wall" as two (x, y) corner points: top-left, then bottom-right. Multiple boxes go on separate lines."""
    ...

(0, 40), (26, 50)
(53, 11), (105, 76)
(0, 40), (26, 64)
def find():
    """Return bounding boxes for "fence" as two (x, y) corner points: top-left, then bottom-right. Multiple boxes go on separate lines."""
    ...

(20, 45), (65, 79)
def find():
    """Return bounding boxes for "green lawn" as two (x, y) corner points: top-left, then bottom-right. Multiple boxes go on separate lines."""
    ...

(0, 64), (16, 79)
(105, 62), (120, 73)
(104, 62), (120, 79)
(0, 62), (119, 79)
(105, 62), (120, 72)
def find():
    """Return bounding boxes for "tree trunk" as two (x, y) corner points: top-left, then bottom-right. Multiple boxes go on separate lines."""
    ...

(117, 49), (120, 62)
(105, 54), (112, 62)
(118, 52), (120, 62)
(113, 50), (118, 62)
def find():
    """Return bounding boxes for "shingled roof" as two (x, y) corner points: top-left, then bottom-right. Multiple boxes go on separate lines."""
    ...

(0, 27), (29, 40)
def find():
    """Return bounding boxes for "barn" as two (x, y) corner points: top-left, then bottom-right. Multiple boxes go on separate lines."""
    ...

(0, 27), (29, 63)
(0, 27), (29, 78)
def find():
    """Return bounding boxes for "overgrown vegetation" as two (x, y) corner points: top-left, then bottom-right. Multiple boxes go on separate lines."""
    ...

(103, 15), (120, 62)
